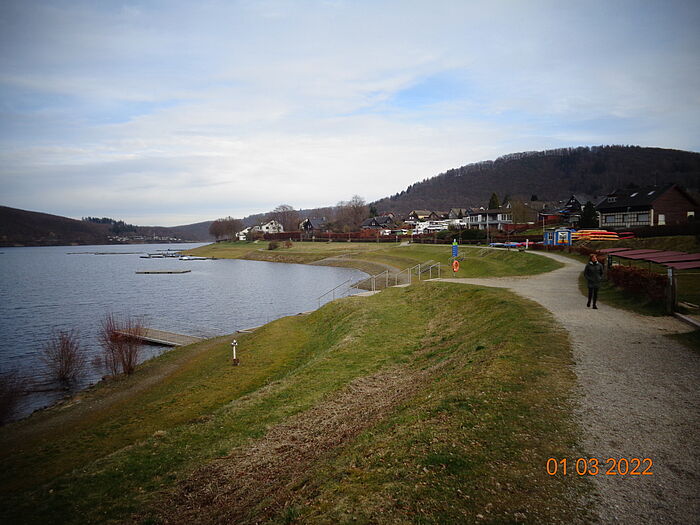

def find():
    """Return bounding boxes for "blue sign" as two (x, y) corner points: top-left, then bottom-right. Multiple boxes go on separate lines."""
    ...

(452, 240), (458, 257)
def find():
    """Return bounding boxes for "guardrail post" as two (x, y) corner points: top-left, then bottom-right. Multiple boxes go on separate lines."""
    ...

(666, 268), (677, 313)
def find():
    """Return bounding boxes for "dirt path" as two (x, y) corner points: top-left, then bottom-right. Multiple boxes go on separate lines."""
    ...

(439, 251), (700, 524)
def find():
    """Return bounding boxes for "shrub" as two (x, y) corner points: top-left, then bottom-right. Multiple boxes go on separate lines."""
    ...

(607, 266), (667, 302)
(284, 240), (293, 249)
(268, 241), (280, 250)
(98, 314), (146, 376)
(40, 329), (87, 386)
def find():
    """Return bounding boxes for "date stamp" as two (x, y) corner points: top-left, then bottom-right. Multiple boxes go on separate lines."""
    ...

(546, 458), (653, 476)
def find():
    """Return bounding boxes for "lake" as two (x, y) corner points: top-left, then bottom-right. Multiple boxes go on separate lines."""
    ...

(0, 243), (367, 420)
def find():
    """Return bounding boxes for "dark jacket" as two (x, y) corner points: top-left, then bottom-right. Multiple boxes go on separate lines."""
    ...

(584, 261), (604, 288)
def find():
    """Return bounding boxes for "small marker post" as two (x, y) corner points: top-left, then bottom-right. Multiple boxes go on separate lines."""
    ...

(231, 339), (240, 366)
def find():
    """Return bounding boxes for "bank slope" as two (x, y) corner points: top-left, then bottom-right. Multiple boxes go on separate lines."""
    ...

(0, 281), (588, 524)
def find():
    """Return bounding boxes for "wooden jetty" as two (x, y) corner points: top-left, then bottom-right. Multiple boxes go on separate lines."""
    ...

(135, 270), (191, 274)
(115, 328), (204, 347)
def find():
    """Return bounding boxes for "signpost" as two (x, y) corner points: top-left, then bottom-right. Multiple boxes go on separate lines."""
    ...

(452, 239), (459, 275)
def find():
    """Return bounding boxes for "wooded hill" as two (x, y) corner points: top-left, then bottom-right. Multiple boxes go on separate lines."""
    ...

(370, 146), (700, 214)
(0, 206), (214, 246)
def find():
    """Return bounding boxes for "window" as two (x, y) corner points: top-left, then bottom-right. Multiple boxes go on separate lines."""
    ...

(688, 211), (695, 218)
(604, 215), (617, 223)
(607, 196), (617, 203)
(637, 213), (649, 222)
(658, 214), (666, 226)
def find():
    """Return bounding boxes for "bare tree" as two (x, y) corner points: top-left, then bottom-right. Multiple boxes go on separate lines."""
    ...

(119, 317), (145, 375)
(335, 195), (368, 231)
(0, 371), (22, 425)
(267, 204), (300, 232)
(209, 217), (244, 241)
(98, 314), (146, 376)
(98, 313), (122, 377)
(40, 330), (87, 386)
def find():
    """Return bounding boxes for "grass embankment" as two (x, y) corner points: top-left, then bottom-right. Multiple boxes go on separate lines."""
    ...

(188, 241), (562, 278)
(0, 281), (586, 524)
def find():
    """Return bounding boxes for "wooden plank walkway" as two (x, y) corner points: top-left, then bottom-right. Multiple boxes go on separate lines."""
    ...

(115, 328), (204, 347)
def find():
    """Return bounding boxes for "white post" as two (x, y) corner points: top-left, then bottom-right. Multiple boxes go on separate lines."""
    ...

(231, 339), (239, 366)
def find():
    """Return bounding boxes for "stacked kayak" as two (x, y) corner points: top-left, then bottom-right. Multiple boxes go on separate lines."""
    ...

(571, 229), (620, 241)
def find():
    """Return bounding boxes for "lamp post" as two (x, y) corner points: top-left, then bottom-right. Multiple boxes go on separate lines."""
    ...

(231, 339), (239, 366)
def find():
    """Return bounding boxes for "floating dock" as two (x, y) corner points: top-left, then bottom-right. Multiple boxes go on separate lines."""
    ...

(135, 270), (191, 274)
(115, 328), (203, 347)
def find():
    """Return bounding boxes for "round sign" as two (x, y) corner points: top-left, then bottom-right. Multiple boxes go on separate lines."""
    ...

(452, 260), (460, 272)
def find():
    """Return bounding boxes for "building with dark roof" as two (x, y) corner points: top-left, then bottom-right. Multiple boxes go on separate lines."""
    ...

(299, 217), (328, 232)
(596, 184), (698, 228)
(360, 216), (396, 230)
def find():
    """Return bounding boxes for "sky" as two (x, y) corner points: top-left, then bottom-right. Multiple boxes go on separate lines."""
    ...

(1, 1), (699, 226)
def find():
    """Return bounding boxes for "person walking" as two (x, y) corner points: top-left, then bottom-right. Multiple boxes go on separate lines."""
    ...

(584, 253), (604, 309)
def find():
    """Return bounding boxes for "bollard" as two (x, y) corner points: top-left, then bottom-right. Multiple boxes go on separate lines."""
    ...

(231, 339), (240, 366)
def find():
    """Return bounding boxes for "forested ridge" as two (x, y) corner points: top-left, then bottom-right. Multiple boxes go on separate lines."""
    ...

(370, 146), (700, 213)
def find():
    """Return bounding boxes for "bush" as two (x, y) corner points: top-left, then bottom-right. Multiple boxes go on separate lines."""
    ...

(284, 240), (293, 249)
(268, 241), (280, 250)
(98, 314), (146, 376)
(607, 266), (667, 302)
(40, 329), (87, 386)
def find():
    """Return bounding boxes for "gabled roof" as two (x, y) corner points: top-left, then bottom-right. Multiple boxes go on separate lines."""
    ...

(408, 209), (432, 216)
(361, 216), (395, 228)
(301, 217), (327, 229)
(597, 184), (695, 212)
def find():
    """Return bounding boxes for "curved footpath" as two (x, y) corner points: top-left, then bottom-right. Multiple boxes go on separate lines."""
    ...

(439, 251), (699, 524)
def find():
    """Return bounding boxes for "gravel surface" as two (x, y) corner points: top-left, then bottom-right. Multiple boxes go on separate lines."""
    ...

(439, 251), (700, 524)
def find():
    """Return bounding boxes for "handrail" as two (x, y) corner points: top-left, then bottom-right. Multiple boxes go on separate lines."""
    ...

(317, 277), (354, 307)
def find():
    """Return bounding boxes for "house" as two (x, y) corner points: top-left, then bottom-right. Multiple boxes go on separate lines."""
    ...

(596, 184), (698, 228)
(428, 211), (448, 220)
(237, 225), (260, 241)
(467, 209), (513, 230)
(413, 221), (449, 234)
(299, 217), (328, 232)
(448, 208), (469, 219)
(404, 210), (432, 224)
(360, 216), (396, 230)
(557, 194), (598, 225)
(259, 220), (284, 234)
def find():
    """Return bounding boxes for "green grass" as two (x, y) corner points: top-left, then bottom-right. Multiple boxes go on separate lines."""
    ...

(189, 241), (563, 278)
(0, 283), (586, 524)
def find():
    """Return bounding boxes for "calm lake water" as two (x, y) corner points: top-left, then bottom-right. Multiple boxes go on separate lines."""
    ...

(0, 243), (367, 419)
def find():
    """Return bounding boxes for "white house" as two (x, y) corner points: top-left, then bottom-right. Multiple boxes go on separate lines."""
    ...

(467, 209), (513, 230)
(259, 220), (284, 234)
(413, 220), (449, 234)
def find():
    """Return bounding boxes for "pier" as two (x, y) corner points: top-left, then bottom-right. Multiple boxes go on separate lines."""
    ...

(115, 328), (204, 347)
(135, 270), (191, 274)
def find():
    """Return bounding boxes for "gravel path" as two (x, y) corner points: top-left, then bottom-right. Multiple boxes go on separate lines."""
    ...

(439, 251), (700, 524)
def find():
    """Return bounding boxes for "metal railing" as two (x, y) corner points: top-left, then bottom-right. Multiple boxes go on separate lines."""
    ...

(316, 278), (354, 307)
(316, 259), (448, 306)
(352, 270), (390, 292)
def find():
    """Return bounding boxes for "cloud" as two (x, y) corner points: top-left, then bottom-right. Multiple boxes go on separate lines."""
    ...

(1, 0), (699, 225)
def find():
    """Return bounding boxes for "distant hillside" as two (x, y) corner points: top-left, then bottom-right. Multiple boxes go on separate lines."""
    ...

(0, 206), (214, 246)
(370, 146), (700, 214)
